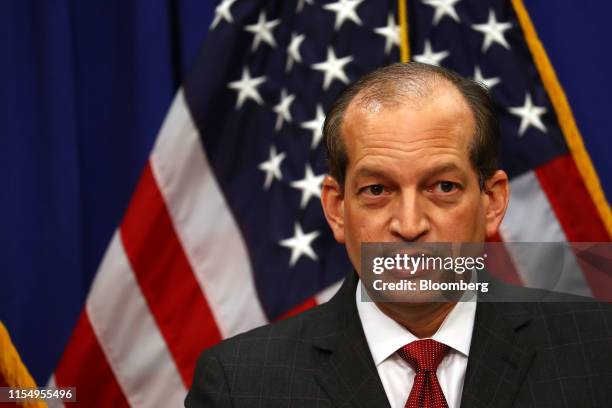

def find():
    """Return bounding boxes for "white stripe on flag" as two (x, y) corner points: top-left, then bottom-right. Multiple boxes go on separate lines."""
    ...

(315, 280), (343, 304)
(45, 375), (65, 408)
(86, 232), (186, 407)
(150, 90), (268, 337)
(501, 171), (592, 297)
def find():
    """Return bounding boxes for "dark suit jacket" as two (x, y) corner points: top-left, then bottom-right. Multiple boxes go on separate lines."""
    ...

(186, 271), (612, 407)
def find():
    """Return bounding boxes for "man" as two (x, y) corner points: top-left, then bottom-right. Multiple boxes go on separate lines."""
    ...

(186, 63), (611, 407)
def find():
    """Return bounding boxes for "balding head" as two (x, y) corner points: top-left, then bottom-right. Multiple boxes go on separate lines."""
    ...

(323, 62), (500, 189)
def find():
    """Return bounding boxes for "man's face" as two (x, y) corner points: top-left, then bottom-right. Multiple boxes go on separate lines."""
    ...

(322, 82), (508, 275)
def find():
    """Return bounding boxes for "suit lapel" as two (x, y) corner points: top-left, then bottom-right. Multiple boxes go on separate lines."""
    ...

(311, 272), (391, 408)
(309, 272), (537, 408)
(460, 301), (535, 408)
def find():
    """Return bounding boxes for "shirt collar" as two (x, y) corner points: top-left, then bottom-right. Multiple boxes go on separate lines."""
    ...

(355, 280), (476, 366)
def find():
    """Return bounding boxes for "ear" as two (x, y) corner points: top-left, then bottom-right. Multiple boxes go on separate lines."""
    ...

(321, 175), (346, 244)
(483, 170), (510, 239)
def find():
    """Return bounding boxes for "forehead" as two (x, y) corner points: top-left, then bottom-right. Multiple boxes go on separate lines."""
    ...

(341, 81), (476, 166)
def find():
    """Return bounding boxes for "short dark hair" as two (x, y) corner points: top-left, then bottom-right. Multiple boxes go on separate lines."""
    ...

(323, 62), (500, 190)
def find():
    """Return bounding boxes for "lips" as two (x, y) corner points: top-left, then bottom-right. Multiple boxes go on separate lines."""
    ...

(380, 247), (435, 258)
(386, 265), (428, 279)
(383, 252), (436, 279)
(364, 242), (456, 281)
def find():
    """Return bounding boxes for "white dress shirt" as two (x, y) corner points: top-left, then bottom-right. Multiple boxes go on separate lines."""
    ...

(356, 281), (477, 408)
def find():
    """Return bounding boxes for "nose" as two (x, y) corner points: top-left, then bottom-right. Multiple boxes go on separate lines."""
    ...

(389, 191), (430, 241)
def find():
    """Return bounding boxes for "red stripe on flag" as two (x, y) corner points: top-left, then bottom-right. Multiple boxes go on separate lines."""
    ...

(55, 311), (129, 407)
(485, 232), (524, 286)
(535, 154), (610, 242)
(275, 297), (317, 321)
(536, 154), (611, 299)
(120, 162), (222, 387)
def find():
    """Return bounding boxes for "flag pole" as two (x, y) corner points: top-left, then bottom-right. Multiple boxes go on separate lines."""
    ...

(511, 0), (612, 237)
(398, 0), (410, 62)
(0, 321), (46, 408)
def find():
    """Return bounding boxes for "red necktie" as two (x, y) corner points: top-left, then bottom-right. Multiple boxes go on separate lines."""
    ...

(398, 339), (450, 408)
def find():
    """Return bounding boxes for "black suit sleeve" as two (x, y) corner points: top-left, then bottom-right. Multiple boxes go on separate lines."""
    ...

(185, 349), (234, 408)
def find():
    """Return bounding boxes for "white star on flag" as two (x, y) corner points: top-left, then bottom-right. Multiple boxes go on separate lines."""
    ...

(471, 9), (512, 52)
(286, 32), (306, 72)
(300, 105), (326, 149)
(509, 93), (547, 136)
(413, 40), (449, 66)
(258, 146), (286, 189)
(422, 0), (461, 25)
(311, 47), (353, 90)
(279, 223), (320, 266)
(323, 0), (364, 30)
(227, 68), (266, 109)
(210, 0), (237, 30)
(244, 11), (281, 51)
(473, 66), (500, 90)
(374, 14), (400, 55)
(273, 89), (295, 131)
(291, 165), (325, 208)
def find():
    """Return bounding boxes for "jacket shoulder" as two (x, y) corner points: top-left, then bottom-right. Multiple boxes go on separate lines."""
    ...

(198, 300), (334, 366)
(490, 283), (612, 345)
(186, 302), (337, 407)
(531, 298), (612, 345)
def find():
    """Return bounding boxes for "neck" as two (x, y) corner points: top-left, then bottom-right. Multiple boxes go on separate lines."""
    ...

(375, 301), (456, 338)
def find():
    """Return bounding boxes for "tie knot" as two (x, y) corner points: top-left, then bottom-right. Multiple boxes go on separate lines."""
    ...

(398, 339), (449, 372)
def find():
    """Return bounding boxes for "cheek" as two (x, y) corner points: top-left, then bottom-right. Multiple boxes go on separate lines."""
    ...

(343, 206), (364, 258)
(343, 202), (388, 271)
(432, 198), (485, 240)
(344, 202), (386, 240)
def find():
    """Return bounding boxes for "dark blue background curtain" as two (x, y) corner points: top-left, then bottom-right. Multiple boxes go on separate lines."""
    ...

(1, 0), (609, 386)
(1, 0), (215, 384)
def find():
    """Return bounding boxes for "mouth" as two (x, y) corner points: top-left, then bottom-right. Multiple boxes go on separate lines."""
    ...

(364, 242), (456, 281)
(382, 251), (437, 279)
(379, 242), (452, 258)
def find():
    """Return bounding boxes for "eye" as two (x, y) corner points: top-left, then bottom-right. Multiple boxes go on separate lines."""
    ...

(361, 184), (385, 196)
(432, 181), (458, 193)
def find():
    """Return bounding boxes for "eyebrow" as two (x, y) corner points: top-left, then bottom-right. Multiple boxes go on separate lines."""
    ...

(352, 162), (467, 184)
(424, 162), (466, 178)
(353, 167), (389, 180)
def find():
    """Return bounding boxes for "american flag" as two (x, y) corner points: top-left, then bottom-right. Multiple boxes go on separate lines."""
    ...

(49, 0), (610, 406)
